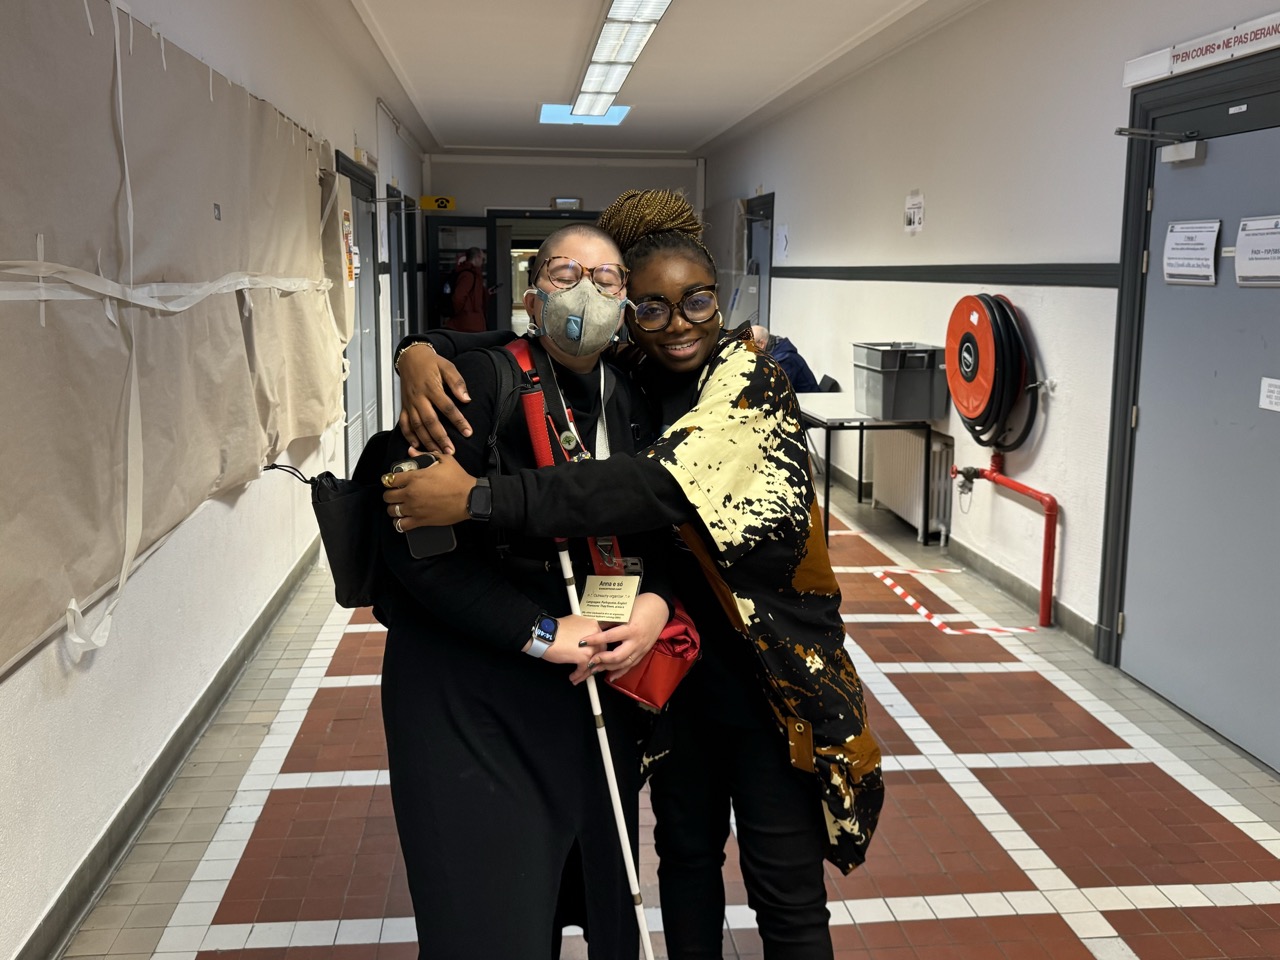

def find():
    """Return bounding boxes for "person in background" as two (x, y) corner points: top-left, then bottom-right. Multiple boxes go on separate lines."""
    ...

(446, 246), (490, 332)
(377, 222), (673, 959)
(752, 323), (819, 393)
(387, 189), (883, 959)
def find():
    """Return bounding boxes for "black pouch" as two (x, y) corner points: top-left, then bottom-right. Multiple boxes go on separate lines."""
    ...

(268, 431), (392, 608)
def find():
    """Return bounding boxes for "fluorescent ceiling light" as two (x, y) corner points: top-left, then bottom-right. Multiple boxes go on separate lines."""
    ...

(606, 0), (671, 20)
(593, 21), (656, 63)
(572, 92), (617, 116)
(582, 63), (632, 94)
(539, 103), (631, 126)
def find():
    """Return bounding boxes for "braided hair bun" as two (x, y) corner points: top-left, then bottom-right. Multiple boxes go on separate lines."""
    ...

(597, 189), (715, 275)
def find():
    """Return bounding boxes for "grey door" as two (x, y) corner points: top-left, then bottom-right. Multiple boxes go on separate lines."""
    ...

(1121, 125), (1280, 769)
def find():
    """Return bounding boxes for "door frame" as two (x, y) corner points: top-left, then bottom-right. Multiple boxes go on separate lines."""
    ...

(1096, 48), (1280, 664)
(744, 193), (774, 331)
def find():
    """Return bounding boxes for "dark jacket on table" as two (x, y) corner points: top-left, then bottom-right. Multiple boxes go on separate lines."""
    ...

(767, 333), (819, 393)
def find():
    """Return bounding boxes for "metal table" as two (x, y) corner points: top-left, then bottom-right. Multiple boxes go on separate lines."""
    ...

(797, 393), (933, 542)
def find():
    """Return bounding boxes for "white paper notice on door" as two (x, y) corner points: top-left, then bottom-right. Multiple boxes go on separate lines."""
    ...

(1235, 217), (1280, 286)
(1261, 377), (1280, 413)
(1163, 220), (1220, 285)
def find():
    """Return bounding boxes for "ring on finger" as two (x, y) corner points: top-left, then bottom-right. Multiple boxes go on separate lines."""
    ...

(394, 503), (403, 518)
(394, 518), (405, 534)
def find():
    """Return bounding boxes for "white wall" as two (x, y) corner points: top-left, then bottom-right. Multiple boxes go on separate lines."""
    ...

(0, 3), (421, 956)
(703, 0), (1280, 629)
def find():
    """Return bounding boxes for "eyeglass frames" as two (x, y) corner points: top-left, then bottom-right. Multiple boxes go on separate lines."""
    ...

(628, 284), (719, 332)
(535, 256), (628, 296)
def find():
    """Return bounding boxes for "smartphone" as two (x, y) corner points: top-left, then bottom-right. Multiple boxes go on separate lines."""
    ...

(390, 454), (458, 558)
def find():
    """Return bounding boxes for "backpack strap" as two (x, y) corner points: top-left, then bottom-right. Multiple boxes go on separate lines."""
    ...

(483, 348), (520, 474)
(503, 339), (625, 568)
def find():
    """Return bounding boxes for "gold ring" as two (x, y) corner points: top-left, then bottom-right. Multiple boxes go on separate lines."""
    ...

(394, 518), (405, 534)
(394, 503), (403, 518)
(381, 473), (397, 489)
(625, 654), (634, 663)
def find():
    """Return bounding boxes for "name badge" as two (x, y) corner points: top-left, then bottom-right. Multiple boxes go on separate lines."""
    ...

(578, 575), (640, 623)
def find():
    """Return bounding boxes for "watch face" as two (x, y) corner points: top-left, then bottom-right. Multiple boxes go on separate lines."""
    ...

(536, 616), (558, 640)
(468, 483), (494, 518)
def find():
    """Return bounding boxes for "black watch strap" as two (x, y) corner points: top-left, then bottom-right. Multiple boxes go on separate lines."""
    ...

(466, 477), (493, 521)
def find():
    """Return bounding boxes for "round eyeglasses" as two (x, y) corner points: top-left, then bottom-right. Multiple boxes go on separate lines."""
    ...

(629, 285), (720, 332)
(535, 256), (628, 296)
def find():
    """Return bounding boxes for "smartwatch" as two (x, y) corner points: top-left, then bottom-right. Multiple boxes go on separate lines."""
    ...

(466, 477), (493, 521)
(526, 614), (557, 658)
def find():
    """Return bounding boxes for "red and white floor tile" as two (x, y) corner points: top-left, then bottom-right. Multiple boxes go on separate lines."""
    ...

(65, 500), (1280, 959)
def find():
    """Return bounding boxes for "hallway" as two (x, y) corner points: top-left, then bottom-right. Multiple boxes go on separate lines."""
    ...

(61, 488), (1280, 960)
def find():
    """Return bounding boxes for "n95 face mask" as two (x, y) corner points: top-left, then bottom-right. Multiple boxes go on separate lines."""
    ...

(532, 279), (626, 357)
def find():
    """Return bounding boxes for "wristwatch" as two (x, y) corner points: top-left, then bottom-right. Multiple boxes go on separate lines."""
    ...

(526, 613), (557, 658)
(466, 477), (493, 521)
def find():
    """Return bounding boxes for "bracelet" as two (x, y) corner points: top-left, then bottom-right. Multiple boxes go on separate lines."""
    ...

(394, 340), (434, 373)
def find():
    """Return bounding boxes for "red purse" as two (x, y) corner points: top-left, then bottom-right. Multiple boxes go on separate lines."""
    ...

(504, 340), (701, 709)
(605, 596), (700, 710)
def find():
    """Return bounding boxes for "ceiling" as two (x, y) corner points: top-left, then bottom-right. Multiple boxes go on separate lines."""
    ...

(348, 0), (988, 157)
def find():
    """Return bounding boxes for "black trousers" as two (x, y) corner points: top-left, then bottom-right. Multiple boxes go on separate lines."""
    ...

(650, 711), (834, 960)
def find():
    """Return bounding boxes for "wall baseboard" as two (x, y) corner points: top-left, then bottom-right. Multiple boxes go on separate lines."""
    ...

(944, 537), (1094, 647)
(17, 538), (321, 960)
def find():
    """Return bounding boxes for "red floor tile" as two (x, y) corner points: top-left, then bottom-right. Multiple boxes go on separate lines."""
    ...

(348, 607), (380, 625)
(326, 630), (387, 677)
(864, 688), (921, 756)
(852, 621), (1017, 663)
(893, 672), (1129, 754)
(829, 770), (1034, 900)
(980, 764), (1280, 887)
(839, 573), (957, 617)
(821, 914), (1095, 958)
(826, 534), (895, 567)
(1107, 903), (1280, 959)
(282, 687), (387, 774)
(214, 786), (411, 926)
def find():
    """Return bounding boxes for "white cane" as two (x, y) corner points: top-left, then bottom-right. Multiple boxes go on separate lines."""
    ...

(557, 548), (655, 960)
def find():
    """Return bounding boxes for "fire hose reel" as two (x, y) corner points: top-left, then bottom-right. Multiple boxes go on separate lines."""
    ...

(944, 293), (1038, 452)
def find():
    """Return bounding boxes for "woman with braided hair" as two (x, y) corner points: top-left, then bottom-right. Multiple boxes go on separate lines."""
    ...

(386, 190), (883, 959)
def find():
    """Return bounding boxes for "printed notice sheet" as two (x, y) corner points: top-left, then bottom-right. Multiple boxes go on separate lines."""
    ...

(1163, 220), (1219, 285)
(1235, 217), (1280, 286)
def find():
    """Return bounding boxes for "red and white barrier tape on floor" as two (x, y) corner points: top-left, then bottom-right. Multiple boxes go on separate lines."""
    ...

(875, 572), (1037, 635)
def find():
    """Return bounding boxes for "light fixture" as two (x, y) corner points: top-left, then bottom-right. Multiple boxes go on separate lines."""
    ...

(606, 0), (671, 20)
(548, 0), (671, 122)
(539, 103), (632, 126)
(582, 63), (632, 94)
(592, 21), (656, 64)
(573, 93), (617, 117)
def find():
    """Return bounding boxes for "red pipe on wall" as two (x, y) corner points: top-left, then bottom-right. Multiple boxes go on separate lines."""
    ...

(951, 453), (1059, 627)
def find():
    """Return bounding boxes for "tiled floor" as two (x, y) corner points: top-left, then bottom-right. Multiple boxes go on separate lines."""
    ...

(62, 487), (1280, 959)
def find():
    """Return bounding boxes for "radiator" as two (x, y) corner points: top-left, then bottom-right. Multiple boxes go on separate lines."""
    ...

(870, 430), (953, 540)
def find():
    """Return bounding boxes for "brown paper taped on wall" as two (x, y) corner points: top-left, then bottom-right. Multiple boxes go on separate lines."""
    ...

(0, 0), (345, 676)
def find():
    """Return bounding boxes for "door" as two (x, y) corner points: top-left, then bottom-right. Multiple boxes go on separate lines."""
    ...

(424, 216), (488, 329)
(1121, 120), (1280, 768)
(337, 153), (382, 472)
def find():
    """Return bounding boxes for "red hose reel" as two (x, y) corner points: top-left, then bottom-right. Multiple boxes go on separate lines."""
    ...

(946, 294), (1057, 627)
(945, 293), (1037, 451)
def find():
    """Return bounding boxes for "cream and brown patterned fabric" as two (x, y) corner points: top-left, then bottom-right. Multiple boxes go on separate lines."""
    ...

(646, 329), (885, 873)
